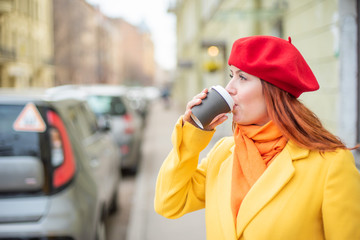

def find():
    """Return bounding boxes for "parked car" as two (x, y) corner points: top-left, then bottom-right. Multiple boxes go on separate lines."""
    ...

(0, 88), (121, 240)
(76, 85), (144, 174)
(125, 86), (159, 126)
(126, 87), (152, 123)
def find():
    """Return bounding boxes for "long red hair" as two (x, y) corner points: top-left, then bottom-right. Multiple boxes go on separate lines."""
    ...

(261, 80), (348, 151)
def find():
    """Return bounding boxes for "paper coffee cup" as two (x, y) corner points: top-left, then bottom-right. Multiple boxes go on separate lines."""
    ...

(190, 85), (234, 129)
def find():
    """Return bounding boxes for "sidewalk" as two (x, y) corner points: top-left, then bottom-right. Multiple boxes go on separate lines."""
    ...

(126, 100), (232, 240)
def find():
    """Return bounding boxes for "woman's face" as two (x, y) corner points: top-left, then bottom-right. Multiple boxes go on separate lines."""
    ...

(225, 65), (270, 126)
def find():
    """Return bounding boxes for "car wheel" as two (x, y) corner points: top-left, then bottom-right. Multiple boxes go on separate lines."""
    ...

(95, 218), (107, 240)
(129, 163), (138, 175)
(129, 144), (142, 175)
(109, 190), (119, 215)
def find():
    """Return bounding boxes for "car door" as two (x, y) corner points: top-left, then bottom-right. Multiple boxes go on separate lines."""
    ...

(67, 102), (120, 208)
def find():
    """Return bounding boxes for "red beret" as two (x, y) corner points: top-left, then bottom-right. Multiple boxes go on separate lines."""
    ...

(228, 35), (319, 98)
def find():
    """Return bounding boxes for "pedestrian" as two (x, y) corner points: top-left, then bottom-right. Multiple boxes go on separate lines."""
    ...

(154, 35), (360, 240)
(161, 85), (171, 109)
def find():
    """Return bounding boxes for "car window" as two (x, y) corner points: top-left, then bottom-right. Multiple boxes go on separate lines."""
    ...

(0, 105), (41, 157)
(67, 103), (98, 139)
(87, 95), (127, 116)
(79, 103), (99, 133)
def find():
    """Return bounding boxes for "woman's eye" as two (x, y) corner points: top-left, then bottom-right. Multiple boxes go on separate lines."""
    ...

(239, 75), (247, 80)
(229, 74), (233, 79)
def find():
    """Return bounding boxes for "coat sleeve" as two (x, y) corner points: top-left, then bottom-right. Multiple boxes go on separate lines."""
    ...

(322, 149), (360, 240)
(154, 117), (216, 219)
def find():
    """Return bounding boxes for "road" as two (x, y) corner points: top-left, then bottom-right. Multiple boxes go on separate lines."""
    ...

(105, 174), (135, 240)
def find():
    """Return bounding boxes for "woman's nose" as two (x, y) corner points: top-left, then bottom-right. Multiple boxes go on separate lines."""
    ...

(225, 82), (235, 95)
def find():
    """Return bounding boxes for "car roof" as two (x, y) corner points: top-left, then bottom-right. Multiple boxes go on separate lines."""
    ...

(0, 88), (47, 104)
(0, 84), (130, 105)
(75, 84), (128, 96)
(46, 84), (128, 98)
(0, 87), (87, 104)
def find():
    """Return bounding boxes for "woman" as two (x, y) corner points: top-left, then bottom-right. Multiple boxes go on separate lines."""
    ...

(154, 35), (360, 240)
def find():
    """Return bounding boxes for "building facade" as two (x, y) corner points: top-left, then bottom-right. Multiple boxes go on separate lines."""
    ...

(171, 0), (360, 165)
(111, 19), (155, 86)
(53, 0), (104, 85)
(0, 0), (54, 88)
(0, 0), (156, 87)
(53, 0), (155, 86)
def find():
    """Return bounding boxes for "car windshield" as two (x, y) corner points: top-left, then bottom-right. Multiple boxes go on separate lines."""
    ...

(87, 95), (127, 116)
(0, 105), (41, 157)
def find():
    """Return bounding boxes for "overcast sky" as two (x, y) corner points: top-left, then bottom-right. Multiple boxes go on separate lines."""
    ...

(86, 0), (176, 70)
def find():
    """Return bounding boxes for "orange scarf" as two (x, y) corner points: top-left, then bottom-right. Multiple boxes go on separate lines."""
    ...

(231, 121), (288, 220)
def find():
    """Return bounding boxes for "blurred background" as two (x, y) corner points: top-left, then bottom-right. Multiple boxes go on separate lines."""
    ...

(0, 0), (359, 155)
(0, 0), (359, 239)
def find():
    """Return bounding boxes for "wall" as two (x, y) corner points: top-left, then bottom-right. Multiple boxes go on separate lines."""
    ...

(282, 0), (339, 133)
(0, 0), (54, 88)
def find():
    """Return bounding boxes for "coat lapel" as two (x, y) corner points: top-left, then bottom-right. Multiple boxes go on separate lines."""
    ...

(235, 141), (308, 238)
(217, 145), (237, 240)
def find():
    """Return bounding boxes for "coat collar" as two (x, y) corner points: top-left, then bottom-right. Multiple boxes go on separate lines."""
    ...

(217, 140), (309, 239)
(286, 140), (310, 161)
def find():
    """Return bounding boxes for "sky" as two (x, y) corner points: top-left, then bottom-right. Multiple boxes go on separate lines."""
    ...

(86, 0), (176, 70)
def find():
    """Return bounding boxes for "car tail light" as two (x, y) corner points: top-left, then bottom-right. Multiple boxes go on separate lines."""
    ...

(120, 144), (130, 155)
(47, 110), (76, 189)
(124, 113), (134, 134)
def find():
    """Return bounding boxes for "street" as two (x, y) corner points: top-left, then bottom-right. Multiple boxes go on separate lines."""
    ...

(105, 175), (135, 240)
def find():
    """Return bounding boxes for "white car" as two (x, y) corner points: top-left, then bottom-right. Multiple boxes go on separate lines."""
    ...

(75, 85), (144, 174)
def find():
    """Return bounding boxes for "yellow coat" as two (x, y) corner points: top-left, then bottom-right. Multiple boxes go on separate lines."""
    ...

(154, 118), (360, 240)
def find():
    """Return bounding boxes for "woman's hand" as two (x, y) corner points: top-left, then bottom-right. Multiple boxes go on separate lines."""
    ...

(183, 89), (229, 131)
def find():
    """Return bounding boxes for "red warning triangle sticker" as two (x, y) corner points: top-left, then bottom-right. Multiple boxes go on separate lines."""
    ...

(13, 103), (47, 132)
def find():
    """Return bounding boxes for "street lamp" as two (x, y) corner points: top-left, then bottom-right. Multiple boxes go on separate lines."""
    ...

(202, 41), (226, 74)
(207, 46), (219, 57)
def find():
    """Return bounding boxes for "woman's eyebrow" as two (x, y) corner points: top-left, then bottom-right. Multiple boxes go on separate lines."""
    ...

(231, 69), (244, 74)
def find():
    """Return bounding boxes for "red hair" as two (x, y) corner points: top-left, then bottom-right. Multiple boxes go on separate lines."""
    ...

(261, 80), (348, 151)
